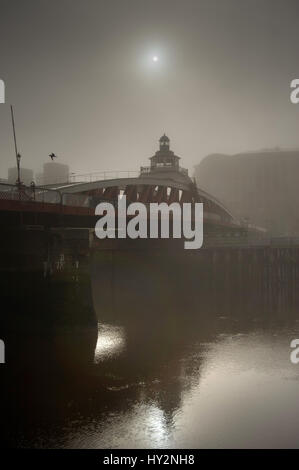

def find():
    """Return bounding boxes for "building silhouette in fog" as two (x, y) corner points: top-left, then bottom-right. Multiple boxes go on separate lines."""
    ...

(8, 166), (34, 186)
(36, 161), (69, 185)
(195, 149), (299, 236)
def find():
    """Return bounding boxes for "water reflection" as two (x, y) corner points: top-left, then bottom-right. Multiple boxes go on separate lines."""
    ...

(2, 314), (299, 448)
(94, 324), (126, 362)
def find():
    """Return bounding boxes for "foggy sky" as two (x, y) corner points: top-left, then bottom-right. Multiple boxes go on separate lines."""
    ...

(0, 0), (299, 178)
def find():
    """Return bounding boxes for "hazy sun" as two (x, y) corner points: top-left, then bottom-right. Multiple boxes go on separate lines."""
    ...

(152, 56), (159, 62)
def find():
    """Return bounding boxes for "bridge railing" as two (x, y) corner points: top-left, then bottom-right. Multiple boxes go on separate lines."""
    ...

(0, 182), (116, 209)
(0, 182), (62, 205)
(68, 170), (139, 183)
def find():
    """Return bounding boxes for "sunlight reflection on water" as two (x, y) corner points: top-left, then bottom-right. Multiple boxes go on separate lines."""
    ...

(94, 324), (126, 362)
(7, 320), (299, 449)
(52, 322), (299, 449)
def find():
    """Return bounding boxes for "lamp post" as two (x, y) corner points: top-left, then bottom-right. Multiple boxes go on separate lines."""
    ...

(16, 152), (21, 187)
(10, 105), (22, 188)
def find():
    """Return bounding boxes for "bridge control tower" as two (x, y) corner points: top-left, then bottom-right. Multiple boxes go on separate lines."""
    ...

(140, 134), (191, 185)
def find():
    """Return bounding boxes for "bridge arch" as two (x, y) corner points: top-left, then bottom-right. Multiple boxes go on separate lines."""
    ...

(56, 176), (236, 224)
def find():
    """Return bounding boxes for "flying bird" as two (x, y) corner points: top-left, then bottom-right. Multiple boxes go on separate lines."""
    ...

(49, 153), (57, 161)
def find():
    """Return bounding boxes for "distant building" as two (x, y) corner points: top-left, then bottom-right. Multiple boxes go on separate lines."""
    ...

(8, 167), (34, 186)
(35, 172), (44, 185)
(194, 149), (299, 236)
(36, 162), (69, 185)
(140, 134), (191, 185)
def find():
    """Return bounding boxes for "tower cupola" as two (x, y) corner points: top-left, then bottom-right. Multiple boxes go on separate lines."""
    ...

(159, 134), (170, 151)
(139, 135), (189, 181)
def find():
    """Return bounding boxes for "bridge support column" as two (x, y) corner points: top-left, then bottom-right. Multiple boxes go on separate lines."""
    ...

(0, 227), (98, 368)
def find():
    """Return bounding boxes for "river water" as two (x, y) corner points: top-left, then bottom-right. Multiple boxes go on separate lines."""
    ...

(2, 314), (299, 448)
